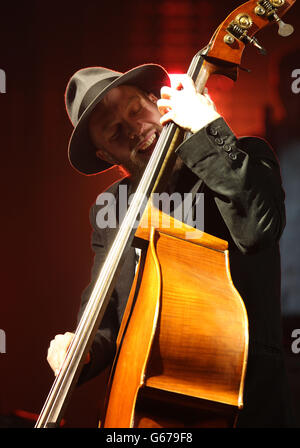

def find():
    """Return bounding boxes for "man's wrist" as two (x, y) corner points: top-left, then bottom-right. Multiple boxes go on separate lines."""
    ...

(190, 112), (221, 134)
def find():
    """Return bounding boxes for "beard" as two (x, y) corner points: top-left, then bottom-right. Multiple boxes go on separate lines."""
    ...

(125, 126), (162, 184)
(124, 126), (184, 191)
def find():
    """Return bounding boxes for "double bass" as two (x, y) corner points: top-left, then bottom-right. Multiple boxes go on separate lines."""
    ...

(35, 0), (296, 428)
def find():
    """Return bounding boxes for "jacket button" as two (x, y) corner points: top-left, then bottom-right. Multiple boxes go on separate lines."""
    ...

(208, 127), (218, 136)
(229, 152), (237, 160)
(215, 137), (224, 145)
(223, 144), (232, 152)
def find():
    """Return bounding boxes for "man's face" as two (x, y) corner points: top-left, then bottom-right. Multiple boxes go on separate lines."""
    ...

(89, 85), (162, 179)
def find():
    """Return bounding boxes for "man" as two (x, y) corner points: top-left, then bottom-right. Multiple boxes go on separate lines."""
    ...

(47, 64), (294, 427)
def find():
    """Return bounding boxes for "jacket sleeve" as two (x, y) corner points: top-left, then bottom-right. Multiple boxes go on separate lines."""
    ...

(176, 117), (286, 253)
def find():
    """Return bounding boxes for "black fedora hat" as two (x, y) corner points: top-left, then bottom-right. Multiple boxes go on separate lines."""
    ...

(65, 64), (170, 175)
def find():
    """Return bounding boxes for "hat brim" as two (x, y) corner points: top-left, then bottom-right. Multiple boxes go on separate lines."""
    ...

(67, 64), (170, 175)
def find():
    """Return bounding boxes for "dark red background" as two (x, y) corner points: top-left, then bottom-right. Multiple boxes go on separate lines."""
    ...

(0, 0), (299, 427)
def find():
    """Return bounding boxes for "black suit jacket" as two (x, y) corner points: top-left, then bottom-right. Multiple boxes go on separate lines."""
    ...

(77, 118), (294, 427)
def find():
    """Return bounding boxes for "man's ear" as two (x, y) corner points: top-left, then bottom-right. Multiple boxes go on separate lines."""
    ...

(96, 149), (118, 165)
(147, 92), (158, 104)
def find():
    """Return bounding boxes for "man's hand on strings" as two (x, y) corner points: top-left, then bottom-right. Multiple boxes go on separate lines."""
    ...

(157, 74), (220, 133)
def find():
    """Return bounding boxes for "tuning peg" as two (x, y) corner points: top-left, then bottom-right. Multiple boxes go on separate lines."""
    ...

(244, 35), (267, 55)
(274, 13), (294, 37)
(251, 37), (267, 55)
(277, 19), (294, 37)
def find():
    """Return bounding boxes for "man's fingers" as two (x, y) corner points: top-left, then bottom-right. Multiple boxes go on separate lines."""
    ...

(161, 75), (196, 99)
(47, 332), (75, 375)
(160, 110), (175, 126)
(176, 74), (196, 93)
(160, 85), (172, 99)
(157, 98), (172, 115)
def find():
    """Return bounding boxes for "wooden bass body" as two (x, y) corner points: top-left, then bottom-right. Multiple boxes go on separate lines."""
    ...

(101, 207), (248, 428)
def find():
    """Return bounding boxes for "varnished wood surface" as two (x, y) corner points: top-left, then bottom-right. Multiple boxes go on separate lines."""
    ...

(135, 202), (228, 252)
(145, 231), (248, 407)
(102, 229), (162, 427)
(102, 229), (248, 428)
(134, 387), (237, 428)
